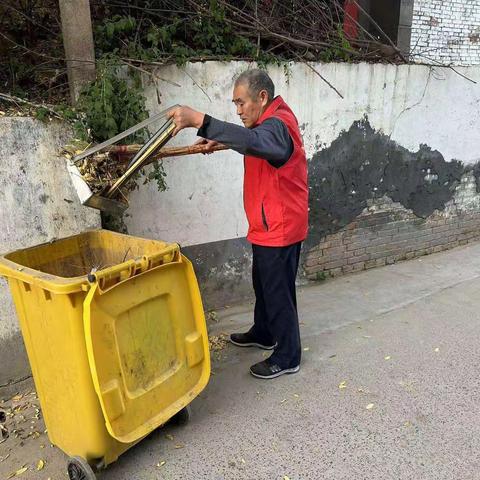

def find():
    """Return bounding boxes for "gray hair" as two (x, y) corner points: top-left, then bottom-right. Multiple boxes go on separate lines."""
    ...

(234, 69), (275, 100)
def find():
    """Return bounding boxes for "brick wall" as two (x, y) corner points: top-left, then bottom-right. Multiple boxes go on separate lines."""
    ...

(410, 0), (480, 65)
(304, 172), (480, 280)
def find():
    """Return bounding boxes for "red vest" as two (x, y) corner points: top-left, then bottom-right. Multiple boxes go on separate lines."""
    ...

(244, 96), (309, 247)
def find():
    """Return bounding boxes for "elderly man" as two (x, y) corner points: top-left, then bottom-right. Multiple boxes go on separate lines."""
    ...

(168, 69), (308, 379)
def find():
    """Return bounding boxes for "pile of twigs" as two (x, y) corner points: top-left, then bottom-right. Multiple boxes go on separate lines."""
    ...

(75, 154), (129, 195)
(1, 0), (413, 104)
(107, 0), (407, 63)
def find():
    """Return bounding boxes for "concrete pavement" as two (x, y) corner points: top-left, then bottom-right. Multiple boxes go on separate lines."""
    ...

(2, 243), (480, 479)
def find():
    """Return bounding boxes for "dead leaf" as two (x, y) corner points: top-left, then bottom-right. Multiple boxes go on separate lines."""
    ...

(36, 459), (45, 471)
(362, 335), (371, 339)
(280, 398), (287, 404)
(157, 461), (166, 467)
(303, 347), (310, 351)
(165, 434), (174, 441)
(284, 476), (290, 480)
(338, 381), (347, 389)
(174, 444), (184, 449)
(434, 347), (439, 352)
(366, 403), (374, 410)
(384, 356), (391, 360)
(7, 466), (28, 478)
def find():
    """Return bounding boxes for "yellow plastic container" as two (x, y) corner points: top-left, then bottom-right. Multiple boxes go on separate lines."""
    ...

(0, 230), (210, 476)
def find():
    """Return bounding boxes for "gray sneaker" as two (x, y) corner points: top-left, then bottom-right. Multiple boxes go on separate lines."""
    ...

(250, 359), (300, 379)
(229, 332), (275, 350)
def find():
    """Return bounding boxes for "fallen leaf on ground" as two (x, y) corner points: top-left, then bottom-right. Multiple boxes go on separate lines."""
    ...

(36, 460), (45, 471)
(294, 394), (299, 398)
(303, 347), (310, 351)
(284, 476), (290, 480)
(280, 398), (287, 404)
(434, 347), (439, 352)
(338, 381), (347, 389)
(165, 434), (174, 441)
(174, 444), (184, 449)
(362, 335), (371, 339)
(157, 461), (166, 467)
(7, 466), (28, 478)
(366, 403), (374, 410)
(384, 356), (391, 360)
(208, 334), (228, 352)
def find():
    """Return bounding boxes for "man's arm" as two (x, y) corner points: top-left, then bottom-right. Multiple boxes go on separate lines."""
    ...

(197, 116), (293, 168)
(167, 106), (293, 168)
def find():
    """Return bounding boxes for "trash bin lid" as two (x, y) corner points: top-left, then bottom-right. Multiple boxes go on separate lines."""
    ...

(83, 257), (209, 443)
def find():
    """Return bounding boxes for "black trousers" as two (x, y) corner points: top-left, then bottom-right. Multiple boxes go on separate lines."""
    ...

(248, 242), (302, 368)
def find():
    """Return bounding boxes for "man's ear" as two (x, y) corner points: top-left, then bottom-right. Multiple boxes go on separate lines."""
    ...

(259, 90), (269, 107)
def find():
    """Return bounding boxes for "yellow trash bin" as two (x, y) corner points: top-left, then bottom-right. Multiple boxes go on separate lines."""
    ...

(0, 230), (210, 479)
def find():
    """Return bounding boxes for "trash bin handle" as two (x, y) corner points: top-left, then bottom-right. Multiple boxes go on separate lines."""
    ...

(142, 244), (180, 270)
(90, 244), (181, 293)
(90, 260), (137, 291)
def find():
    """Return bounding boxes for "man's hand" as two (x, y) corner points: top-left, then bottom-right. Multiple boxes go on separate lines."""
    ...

(168, 106), (205, 136)
(194, 137), (222, 154)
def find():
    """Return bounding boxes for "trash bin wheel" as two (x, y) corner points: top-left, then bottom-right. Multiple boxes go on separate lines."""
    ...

(170, 405), (191, 426)
(67, 456), (96, 480)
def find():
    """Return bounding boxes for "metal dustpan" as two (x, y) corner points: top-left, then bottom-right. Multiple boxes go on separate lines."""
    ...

(67, 106), (177, 214)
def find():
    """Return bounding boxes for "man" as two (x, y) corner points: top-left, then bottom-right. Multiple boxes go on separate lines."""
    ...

(168, 69), (308, 379)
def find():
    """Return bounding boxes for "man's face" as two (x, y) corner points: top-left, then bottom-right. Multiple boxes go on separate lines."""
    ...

(232, 83), (269, 128)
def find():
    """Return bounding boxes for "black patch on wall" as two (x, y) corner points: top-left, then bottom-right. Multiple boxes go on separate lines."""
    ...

(182, 237), (252, 310)
(472, 163), (480, 193)
(308, 117), (464, 246)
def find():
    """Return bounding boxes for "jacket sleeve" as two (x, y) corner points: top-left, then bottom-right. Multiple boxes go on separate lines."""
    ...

(197, 115), (293, 168)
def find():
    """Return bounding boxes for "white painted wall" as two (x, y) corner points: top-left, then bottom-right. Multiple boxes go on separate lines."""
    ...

(125, 61), (480, 246)
(0, 117), (100, 383)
